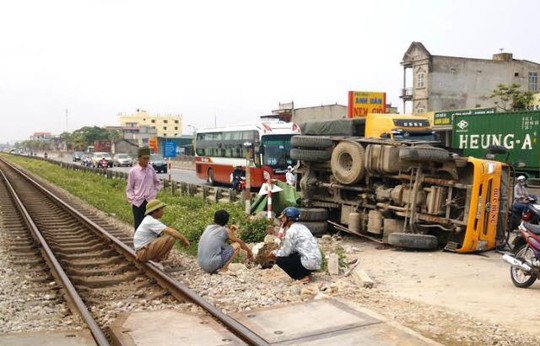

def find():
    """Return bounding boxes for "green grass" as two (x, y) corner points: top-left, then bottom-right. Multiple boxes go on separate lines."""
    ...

(2, 154), (267, 255)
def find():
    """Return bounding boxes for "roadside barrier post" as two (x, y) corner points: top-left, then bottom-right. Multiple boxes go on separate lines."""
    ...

(168, 159), (172, 188)
(264, 171), (273, 220)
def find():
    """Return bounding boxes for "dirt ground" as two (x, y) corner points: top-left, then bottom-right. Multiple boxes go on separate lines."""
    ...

(343, 236), (540, 337)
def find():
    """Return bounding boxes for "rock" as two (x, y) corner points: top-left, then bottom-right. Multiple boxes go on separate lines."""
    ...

(351, 268), (375, 289)
(327, 253), (340, 275)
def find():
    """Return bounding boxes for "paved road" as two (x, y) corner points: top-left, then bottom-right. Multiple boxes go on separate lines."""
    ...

(49, 153), (207, 186)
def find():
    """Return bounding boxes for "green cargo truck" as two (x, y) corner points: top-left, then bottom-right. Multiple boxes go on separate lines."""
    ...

(452, 110), (540, 185)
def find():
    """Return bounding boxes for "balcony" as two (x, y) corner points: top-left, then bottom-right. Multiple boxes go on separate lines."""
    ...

(400, 87), (413, 101)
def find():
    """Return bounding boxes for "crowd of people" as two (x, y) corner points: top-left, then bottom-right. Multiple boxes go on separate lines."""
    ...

(127, 147), (321, 282)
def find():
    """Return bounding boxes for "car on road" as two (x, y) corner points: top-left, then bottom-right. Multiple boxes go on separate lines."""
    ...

(72, 151), (84, 162)
(113, 153), (133, 167)
(91, 152), (113, 168)
(150, 154), (168, 173)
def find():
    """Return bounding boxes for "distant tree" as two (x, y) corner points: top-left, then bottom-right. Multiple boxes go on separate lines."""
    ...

(489, 83), (534, 111)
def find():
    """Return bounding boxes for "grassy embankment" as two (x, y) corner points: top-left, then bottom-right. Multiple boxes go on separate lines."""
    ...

(2, 154), (268, 256)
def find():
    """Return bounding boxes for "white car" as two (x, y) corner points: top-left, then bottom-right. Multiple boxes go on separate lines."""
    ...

(113, 153), (133, 167)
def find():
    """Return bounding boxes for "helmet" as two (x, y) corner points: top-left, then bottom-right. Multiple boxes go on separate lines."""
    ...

(517, 175), (527, 181)
(281, 207), (300, 222)
(287, 165), (293, 170)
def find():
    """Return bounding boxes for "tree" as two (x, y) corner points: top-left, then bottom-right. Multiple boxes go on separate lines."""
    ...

(489, 83), (534, 111)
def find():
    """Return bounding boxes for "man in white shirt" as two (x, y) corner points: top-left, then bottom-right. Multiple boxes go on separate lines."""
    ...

(133, 199), (190, 267)
(286, 165), (297, 187)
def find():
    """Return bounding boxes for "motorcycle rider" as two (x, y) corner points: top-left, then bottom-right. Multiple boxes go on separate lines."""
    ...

(231, 166), (245, 192)
(514, 175), (533, 213)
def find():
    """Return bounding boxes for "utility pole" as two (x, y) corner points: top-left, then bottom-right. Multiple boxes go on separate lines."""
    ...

(65, 109), (69, 132)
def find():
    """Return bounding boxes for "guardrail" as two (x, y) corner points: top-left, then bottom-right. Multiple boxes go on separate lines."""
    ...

(18, 155), (253, 204)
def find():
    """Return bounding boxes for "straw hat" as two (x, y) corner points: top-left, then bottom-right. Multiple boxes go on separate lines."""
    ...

(145, 199), (167, 215)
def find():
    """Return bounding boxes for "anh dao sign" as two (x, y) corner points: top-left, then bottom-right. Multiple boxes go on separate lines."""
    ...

(433, 108), (496, 126)
(347, 91), (386, 118)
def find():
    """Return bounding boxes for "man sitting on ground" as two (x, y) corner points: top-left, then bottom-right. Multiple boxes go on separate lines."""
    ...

(133, 199), (190, 269)
(198, 210), (253, 273)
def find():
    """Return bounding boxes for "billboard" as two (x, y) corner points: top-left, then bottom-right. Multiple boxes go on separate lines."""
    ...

(348, 91), (386, 118)
(433, 107), (496, 127)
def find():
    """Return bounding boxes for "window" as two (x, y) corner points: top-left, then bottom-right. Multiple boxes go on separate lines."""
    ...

(175, 120), (179, 124)
(163, 120), (168, 124)
(529, 72), (538, 91)
(174, 126), (178, 130)
(417, 72), (425, 88)
(163, 126), (167, 130)
(151, 119), (156, 123)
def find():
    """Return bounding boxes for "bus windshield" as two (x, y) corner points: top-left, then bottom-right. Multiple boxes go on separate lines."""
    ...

(261, 134), (296, 169)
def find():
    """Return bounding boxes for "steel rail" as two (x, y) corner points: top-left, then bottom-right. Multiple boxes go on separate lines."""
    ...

(3, 158), (269, 346)
(0, 166), (110, 346)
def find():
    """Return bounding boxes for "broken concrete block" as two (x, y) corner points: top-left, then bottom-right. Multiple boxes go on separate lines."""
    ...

(351, 268), (375, 288)
(327, 253), (339, 276)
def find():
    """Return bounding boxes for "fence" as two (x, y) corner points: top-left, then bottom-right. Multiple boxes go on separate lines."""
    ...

(32, 155), (254, 205)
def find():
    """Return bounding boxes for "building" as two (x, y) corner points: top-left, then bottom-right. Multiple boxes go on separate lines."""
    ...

(400, 42), (540, 114)
(106, 125), (158, 148)
(30, 132), (52, 141)
(117, 109), (183, 138)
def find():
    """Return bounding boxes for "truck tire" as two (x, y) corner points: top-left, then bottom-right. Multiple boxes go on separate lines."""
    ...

(301, 221), (328, 236)
(299, 208), (329, 221)
(399, 145), (450, 163)
(292, 135), (333, 149)
(387, 233), (438, 250)
(331, 141), (365, 185)
(290, 148), (331, 162)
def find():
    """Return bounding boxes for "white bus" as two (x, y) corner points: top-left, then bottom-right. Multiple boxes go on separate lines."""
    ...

(194, 121), (301, 188)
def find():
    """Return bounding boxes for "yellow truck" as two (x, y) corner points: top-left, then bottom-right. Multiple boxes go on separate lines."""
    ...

(294, 114), (511, 252)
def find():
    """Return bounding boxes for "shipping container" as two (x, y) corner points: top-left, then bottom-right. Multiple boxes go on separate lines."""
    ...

(452, 110), (540, 181)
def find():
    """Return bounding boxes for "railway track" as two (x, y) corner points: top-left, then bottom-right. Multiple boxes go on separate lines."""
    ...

(0, 158), (266, 345)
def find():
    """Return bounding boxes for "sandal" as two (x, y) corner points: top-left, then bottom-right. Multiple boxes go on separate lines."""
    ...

(298, 275), (312, 284)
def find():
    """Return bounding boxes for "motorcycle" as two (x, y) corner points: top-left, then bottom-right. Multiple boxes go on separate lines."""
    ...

(232, 175), (246, 193)
(508, 196), (540, 232)
(502, 221), (540, 288)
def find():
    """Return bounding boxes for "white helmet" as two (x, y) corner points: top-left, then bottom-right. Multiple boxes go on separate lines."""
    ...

(517, 175), (526, 181)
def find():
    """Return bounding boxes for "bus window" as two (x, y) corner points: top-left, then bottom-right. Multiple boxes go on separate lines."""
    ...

(262, 135), (295, 168)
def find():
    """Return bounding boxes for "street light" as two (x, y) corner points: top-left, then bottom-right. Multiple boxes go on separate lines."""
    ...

(187, 124), (197, 134)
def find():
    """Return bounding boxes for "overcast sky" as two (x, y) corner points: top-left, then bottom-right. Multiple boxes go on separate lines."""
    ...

(1, 0), (538, 143)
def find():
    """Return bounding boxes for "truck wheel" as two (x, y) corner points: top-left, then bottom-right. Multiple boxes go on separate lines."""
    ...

(290, 148), (331, 162)
(299, 208), (328, 221)
(331, 141), (365, 185)
(292, 135), (333, 149)
(301, 221), (328, 236)
(399, 145), (451, 162)
(387, 233), (438, 250)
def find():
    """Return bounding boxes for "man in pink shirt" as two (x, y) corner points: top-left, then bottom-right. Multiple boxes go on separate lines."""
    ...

(126, 147), (162, 230)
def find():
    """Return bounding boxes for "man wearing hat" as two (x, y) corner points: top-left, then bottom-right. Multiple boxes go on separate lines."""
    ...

(133, 199), (190, 267)
(267, 207), (321, 283)
(286, 165), (297, 187)
(513, 175), (534, 213)
(126, 147), (162, 230)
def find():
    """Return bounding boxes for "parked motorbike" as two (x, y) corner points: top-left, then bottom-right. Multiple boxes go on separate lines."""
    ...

(502, 221), (540, 288)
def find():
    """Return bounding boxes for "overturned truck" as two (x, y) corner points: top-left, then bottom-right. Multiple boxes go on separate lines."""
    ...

(293, 117), (512, 253)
